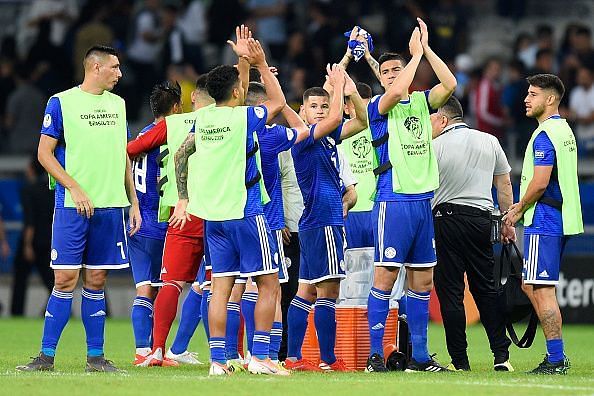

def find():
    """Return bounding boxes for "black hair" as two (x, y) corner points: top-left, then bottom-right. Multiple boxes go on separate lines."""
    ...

(149, 81), (182, 118)
(439, 96), (464, 120)
(206, 65), (240, 103)
(84, 45), (118, 60)
(536, 48), (553, 61)
(195, 74), (208, 91)
(249, 67), (261, 82)
(526, 74), (565, 100)
(303, 87), (329, 102)
(355, 82), (372, 99)
(246, 81), (267, 106)
(378, 52), (407, 69)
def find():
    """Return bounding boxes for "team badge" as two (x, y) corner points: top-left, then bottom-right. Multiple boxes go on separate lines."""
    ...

(254, 106), (265, 119)
(43, 114), (52, 128)
(404, 116), (423, 140)
(339, 260), (345, 271)
(285, 257), (292, 268)
(384, 247), (396, 259)
(51, 249), (58, 261)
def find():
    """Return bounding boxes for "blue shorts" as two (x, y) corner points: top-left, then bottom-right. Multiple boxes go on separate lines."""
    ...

(50, 208), (129, 270)
(523, 234), (567, 285)
(299, 225), (346, 284)
(194, 258), (211, 289)
(372, 200), (437, 268)
(345, 210), (374, 249)
(129, 234), (164, 287)
(272, 229), (289, 283)
(205, 214), (278, 278)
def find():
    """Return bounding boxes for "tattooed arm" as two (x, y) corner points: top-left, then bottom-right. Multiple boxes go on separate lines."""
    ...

(169, 133), (196, 229)
(365, 51), (382, 82)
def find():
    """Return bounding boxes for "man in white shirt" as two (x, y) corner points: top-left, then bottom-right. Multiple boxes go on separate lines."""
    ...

(568, 66), (594, 155)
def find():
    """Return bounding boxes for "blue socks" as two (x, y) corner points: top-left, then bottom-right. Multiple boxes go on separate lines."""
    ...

(131, 296), (153, 349)
(269, 321), (283, 361)
(171, 288), (202, 355)
(287, 296), (312, 360)
(368, 287), (391, 357)
(209, 337), (226, 364)
(41, 288), (73, 357)
(201, 290), (210, 340)
(314, 298), (337, 365)
(225, 302), (241, 359)
(547, 339), (565, 363)
(241, 292), (258, 353)
(81, 288), (106, 357)
(407, 290), (431, 363)
(252, 331), (270, 360)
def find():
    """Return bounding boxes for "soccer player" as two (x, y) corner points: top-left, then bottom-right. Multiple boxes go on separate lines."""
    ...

(170, 38), (288, 376)
(363, 20), (456, 372)
(284, 64), (368, 372)
(128, 81), (183, 365)
(504, 74), (583, 375)
(16, 45), (141, 372)
(126, 74), (215, 366)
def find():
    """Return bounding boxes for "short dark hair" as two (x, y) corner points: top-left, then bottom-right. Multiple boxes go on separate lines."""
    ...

(84, 45), (118, 60)
(246, 82), (267, 106)
(536, 48), (553, 61)
(303, 87), (329, 102)
(195, 74), (208, 91)
(149, 81), (181, 118)
(378, 52), (407, 69)
(206, 65), (239, 103)
(526, 73), (565, 100)
(439, 96), (464, 120)
(249, 67), (261, 82)
(355, 82), (372, 99)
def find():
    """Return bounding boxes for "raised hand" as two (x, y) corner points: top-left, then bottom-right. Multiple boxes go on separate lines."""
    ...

(409, 27), (423, 58)
(247, 38), (267, 67)
(326, 63), (345, 88)
(227, 24), (252, 59)
(344, 70), (357, 96)
(417, 17), (429, 49)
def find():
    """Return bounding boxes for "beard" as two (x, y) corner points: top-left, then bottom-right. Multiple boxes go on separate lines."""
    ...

(527, 103), (545, 119)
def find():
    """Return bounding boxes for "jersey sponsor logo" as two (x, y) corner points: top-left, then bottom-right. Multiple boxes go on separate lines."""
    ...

(254, 106), (265, 119)
(404, 116), (423, 140)
(161, 267), (168, 274)
(535, 150), (545, 159)
(43, 114), (52, 128)
(434, 210), (442, 217)
(51, 249), (58, 261)
(351, 136), (372, 159)
(384, 247), (396, 259)
(286, 127), (295, 141)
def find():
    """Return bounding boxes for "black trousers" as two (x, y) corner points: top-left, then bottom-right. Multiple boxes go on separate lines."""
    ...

(433, 203), (511, 366)
(278, 232), (300, 361)
(11, 243), (53, 316)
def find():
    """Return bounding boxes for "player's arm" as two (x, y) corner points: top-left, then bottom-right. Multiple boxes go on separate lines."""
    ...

(248, 39), (286, 122)
(493, 172), (516, 243)
(125, 154), (141, 236)
(361, 33), (382, 82)
(340, 72), (368, 139)
(38, 134), (94, 218)
(313, 64), (345, 140)
(281, 105), (309, 143)
(342, 185), (357, 218)
(338, 27), (358, 70)
(127, 120), (168, 158)
(417, 18), (457, 109)
(504, 165), (552, 228)
(169, 133), (196, 230)
(378, 28), (423, 115)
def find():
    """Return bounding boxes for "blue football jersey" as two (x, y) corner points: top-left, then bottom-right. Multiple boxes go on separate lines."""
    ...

(368, 91), (435, 202)
(40, 97), (67, 208)
(133, 123), (168, 240)
(258, 124), (297, 231)
(524, 127), (563, 236)
(291, 123), (344, 231)
(243, 105), (269, 217)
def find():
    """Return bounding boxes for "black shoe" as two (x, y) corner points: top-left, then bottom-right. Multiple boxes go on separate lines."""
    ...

(86, 356), (125, 373)
(446, 361), (471, 371)
(405, 355), (451, 373)
(528, 356), (570, 375)
(16, 352), (55, 372)
(365, 353), (388, 372)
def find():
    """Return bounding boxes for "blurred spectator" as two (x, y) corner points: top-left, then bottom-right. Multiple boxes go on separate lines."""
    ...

(4, 62), (46, 154)
(573, 25), (594, 68)
(536, 24), (555, 51)
(19, 0), (79, 56)
(453, 53), (474, 106)
(502, 59), (532, 154)
(530, 48), (555, 75)
(427, 0), (467, 62)
(208, 0), (246, 61)
(72, 2), (114, 83)
(568, 66), (594, 156)
(0, 214), (10, 262)
(410, 59), (435, 92)
(0, 55), (16, 148)
(246, 0), (288, 63)
(10, 155), (54, 316)
(161, 4), (186, 69)
(474, 58), (506, 142)
(177, 0), (207, 73)
(307, 1), (338, 76)
(514, 32), (536, 69)
(127, 0), (164, 120)
(166, 64), (197, 113)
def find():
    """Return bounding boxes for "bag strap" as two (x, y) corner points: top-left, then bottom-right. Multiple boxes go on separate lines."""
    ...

(506, 311), (539, 348)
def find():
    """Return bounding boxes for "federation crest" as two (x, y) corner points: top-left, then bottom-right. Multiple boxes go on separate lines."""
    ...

(404, 116), (423, 140)
(51, 249), (58, 261)
(351, 136), (371, 159)
(384, 247), (396, 259)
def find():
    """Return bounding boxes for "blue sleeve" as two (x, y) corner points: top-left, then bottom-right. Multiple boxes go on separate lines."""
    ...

(40, 97), (63, 140)
(247, 105), (268, 134)
(423, 89), (437, 113)
(330, 122), (344, 143)
(292, 124), (315, 154)
(533, 131), (556, 166)
(367, 95), (383, 124)
(263, 124), (298, 155)
(127, 122), (131, 139)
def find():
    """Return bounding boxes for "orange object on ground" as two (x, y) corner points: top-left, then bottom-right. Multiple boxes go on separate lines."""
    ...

(301, 306), (399, 371)
(429, 274), (480, 325)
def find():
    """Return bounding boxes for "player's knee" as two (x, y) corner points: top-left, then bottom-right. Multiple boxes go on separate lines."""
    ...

(316, 279), (340, 299)
(137, 284), (157, 299)
(373, 267), (398, 290)
(83, 269), (108, 290)
(297, 283), (317, 302)
(53, 270), (79, 291)
(255, 274), (280, 296)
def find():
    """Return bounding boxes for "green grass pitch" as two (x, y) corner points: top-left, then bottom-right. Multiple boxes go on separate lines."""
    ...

(1, 318), (593, 395)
